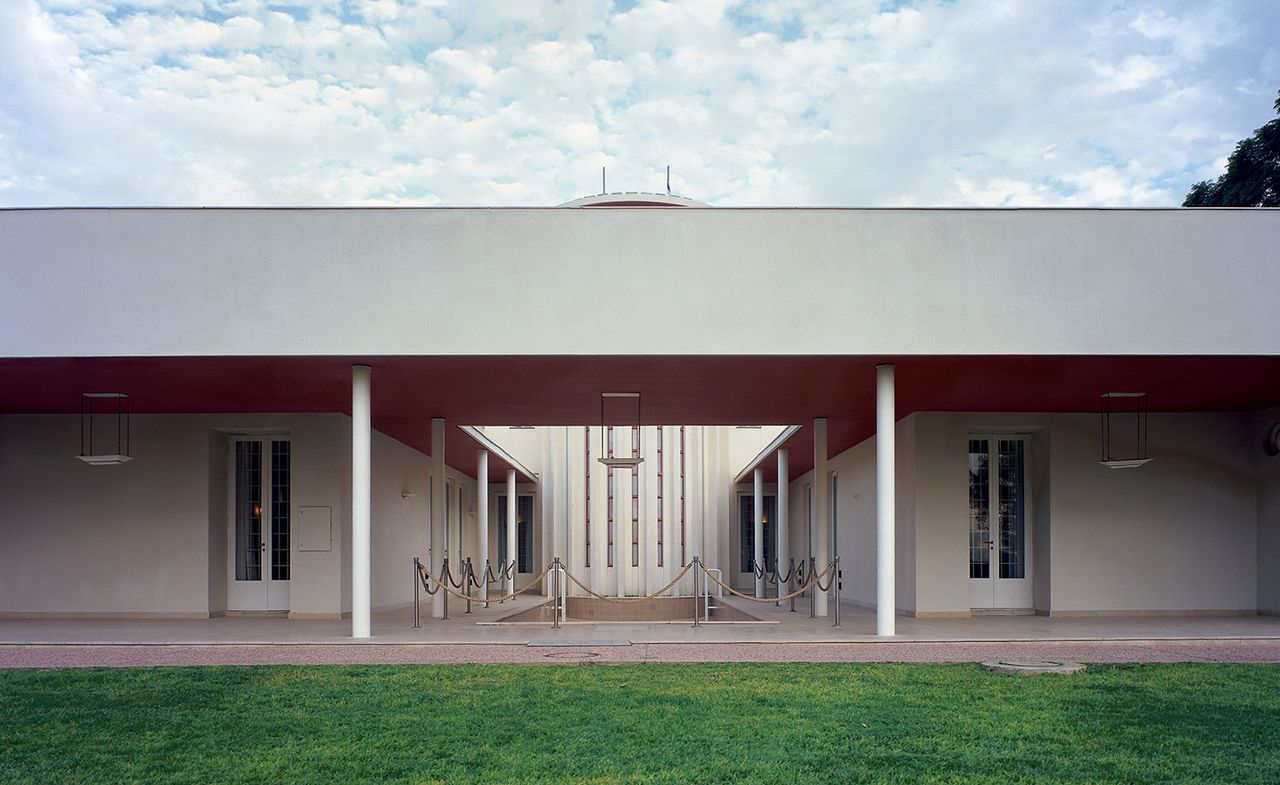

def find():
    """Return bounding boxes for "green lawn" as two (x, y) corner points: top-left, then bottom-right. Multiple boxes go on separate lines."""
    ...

(2, 663), (1278, 784)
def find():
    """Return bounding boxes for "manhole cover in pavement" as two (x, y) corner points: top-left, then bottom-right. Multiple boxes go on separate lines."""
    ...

(982, 659), (1085, 675)
(543, 651), (600, 659)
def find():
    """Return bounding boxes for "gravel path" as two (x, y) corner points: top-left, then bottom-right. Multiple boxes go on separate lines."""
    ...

(3, 639), (1280, 668)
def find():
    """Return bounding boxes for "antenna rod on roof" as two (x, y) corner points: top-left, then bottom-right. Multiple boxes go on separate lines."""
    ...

(601, 167), (606, 195)
(666, 165), (671, 195)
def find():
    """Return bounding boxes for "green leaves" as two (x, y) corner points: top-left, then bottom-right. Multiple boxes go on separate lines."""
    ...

(1184, 90), (1280, 207)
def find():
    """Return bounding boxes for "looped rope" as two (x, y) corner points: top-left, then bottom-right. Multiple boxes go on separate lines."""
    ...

(700, 561), (834, 603)
(416, 566), (440, 595)
(465, 561), (485, 589)
(440, 561), (467, 590)
(416, 560), (554, 604)
(813, 565), (837, 593)
(560, 562), (694, 604)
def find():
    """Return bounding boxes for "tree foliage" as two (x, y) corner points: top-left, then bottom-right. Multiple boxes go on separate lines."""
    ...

(1183, 90), (1280, 207)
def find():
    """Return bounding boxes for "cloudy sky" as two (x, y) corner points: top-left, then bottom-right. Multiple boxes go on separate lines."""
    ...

(1, 0), (1277, 207)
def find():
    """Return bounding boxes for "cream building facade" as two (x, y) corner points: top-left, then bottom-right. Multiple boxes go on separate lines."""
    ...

(1, 199), (1277, 636)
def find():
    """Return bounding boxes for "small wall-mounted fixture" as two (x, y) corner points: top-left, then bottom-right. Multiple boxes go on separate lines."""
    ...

(1099, 392), (1153, 469)
(508, 425), (535, 430)
(401, 492), (418, 500)
(1263, 422), (1280, 457)
(78, 392), (132, 465)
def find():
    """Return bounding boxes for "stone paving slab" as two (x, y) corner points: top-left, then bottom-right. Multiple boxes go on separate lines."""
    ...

(3, 639), (1279, 669)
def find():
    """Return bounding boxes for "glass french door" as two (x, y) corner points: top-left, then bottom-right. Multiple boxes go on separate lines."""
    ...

(968, 435), (1032, 609)
(227, 438), (291, 611)
(737, 493), (777, 586)
(497, 494), (536, 573)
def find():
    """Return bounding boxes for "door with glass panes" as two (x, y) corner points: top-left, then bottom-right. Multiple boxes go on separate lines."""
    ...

(227, 438), (291, 611)
(967, 435), (1032, 609)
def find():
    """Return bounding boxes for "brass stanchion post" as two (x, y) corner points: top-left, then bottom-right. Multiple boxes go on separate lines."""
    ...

(463, 558), (472, 614)
(692, 557), (700, 627)
(833, 555), (841, 628)
(413, 558), (421, 628)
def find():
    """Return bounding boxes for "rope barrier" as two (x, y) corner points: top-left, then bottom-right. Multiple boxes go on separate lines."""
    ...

(439, 561), (466, 590)
(700, 560), (834, 604)
(416, 567), (441, 596)
(415, 561), (553, 605)
(813, 565), (837, 593)
(560, 562), (694, 604)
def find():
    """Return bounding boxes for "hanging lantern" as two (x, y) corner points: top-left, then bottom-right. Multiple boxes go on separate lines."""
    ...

(597, 392), (644, 469)
(78, 392), (132, 465)
(1099, 392), (1152, 469)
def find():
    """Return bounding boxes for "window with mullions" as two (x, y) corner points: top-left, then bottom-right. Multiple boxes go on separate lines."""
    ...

(234, 441), (262, 581)
(997, 439), (1026, 580)
(968, 439), (991, 579)
(630, 425), (639, 568)
(270, 441), (290, 581)
(739, 494), (776, 573)
(584, 426), (591, 566)
(498, 494), (536, 573)
(517, 495), (534, 573)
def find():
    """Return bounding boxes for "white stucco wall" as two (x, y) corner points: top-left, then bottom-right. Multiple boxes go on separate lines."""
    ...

(0, 414), (213, 616)
(0, 412), (351, 617)
(787, 415), (917, 613)
(910, 412), (1258, 615)
(1254, 407), (1280, 614)
(369, 427), (429, 612)
(2, 208), (1277, 358)
(0, 411), (441, 619)
(784, 410), (1263, 617)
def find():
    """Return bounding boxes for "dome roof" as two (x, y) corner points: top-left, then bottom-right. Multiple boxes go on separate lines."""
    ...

(558, 192), (708, 208)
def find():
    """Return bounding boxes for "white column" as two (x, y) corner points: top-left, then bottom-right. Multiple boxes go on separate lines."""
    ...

(615, 465), (625, 598)
(777, 448), (789, 601)
(477, 449), (489, 603)
(506, 468), (517, 594)
(813, 417), (829, 617)
(351, 365), (371, 638)
(876, 364), (896, 636)
(430, 418), (446, 618)
(753, 467), (764, 598)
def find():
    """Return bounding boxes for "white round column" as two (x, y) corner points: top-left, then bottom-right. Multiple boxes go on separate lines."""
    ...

(876, 364), (896, 636)
(776, 448), (789, 601)
(430, 418), (446, 618)
(813, 417), (829, 617)
(477, 450), (489, 603)
(351, 365), (372, 638)
(506, 468), (517, 595)
(753, 468), (764, 598)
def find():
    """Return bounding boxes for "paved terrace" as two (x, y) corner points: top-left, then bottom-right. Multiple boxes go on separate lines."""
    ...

(5, 596), (1280, 666)
(5, 595), (1280, 645)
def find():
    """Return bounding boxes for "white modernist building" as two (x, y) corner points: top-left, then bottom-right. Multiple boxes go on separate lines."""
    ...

(1, 197), (1278, 637)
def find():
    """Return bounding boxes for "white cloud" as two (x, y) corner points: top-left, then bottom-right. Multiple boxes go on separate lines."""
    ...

(0, 0), (1276, 207)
